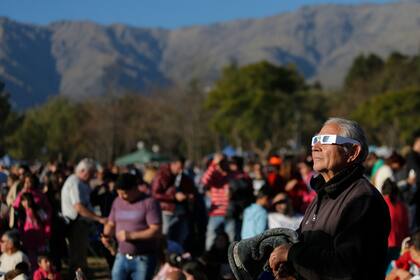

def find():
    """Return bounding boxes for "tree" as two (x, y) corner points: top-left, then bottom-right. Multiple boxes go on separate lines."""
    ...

(338, 52), (420, 117)
(170, 80), (216, 161)
(205, 61), (306, 158)
(0, 81), (17, 157)
(352, 88), (420, 147)
(293, 90), (331, 150)
(7, 97), (85, 161)
(344, 53), (384, 89)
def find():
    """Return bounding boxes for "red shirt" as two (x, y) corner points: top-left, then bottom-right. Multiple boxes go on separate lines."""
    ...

(384, 195), (409, 248)
(395, 251), (420, 274)
(201, 163), (230, 217)
(201, 163), (249, 217)
(33, 268), (62, 280)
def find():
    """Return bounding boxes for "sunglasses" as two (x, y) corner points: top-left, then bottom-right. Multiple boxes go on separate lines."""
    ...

(311, 134), (360, 146)
(273, 199), (288, 205)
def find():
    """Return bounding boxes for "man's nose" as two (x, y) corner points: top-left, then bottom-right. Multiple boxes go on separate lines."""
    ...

(312, 142), (322, 151)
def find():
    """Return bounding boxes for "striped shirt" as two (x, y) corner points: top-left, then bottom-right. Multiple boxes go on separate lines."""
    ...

(201, 162), (230, 216)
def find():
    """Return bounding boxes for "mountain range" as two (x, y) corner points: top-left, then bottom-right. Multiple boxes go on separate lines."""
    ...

(1, 0), (420, 108)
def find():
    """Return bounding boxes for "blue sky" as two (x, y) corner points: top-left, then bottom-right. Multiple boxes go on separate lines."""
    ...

(0, 0), (396, 29)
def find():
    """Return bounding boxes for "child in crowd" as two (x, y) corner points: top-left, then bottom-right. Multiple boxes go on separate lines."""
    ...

(33, 255), (62, 280)
(268, 192), (303, 230)
(241, 187), (271, 240)
(386, 230), (420, 280)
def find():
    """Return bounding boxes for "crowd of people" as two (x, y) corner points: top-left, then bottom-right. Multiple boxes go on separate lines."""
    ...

(0, 119), (418, 280)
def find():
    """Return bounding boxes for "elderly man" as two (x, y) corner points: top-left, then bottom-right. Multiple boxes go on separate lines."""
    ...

(61, 158), (107, 276)
(269, 118), (390, 280)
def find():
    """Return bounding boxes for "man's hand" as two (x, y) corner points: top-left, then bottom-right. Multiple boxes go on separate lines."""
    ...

(269, 244), (292, 274)
(101, 234), (116, 256)
(116, 230), (130, 242)
(285, 179), (298, 192)
(100, 234), (111, 247)
(394, 268), (412, 280)
(272, 263), (296, 280)
(175, 192), (187, 202)
(98, 217), (108, 225)
(213, 153), (224, 165)
(407, 174), (416, 186)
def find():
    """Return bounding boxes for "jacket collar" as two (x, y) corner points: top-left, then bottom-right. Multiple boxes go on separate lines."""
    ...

(310, 164), (365, 198)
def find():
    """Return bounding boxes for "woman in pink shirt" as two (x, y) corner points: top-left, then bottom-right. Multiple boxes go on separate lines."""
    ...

(18, 192), (51, 268)
(12, 173), (52, 219)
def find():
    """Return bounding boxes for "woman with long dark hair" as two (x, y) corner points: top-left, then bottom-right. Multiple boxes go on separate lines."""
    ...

(18, 192), (51, 268)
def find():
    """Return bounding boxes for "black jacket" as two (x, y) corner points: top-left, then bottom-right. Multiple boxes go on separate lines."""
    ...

(288, 164), (390, 280)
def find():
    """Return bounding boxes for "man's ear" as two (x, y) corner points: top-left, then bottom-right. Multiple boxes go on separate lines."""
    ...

(347, 145), (362, 163)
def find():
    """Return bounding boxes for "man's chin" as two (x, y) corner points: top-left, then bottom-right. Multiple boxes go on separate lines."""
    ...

(312, 163), (323, 173)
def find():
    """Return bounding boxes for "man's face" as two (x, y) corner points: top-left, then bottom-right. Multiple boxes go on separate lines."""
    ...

(312, 123), (351, 177)
(170, 161), (183, 175)
(78, 168), (94, 182)
(117, 188), (137, 202)
(229, 163), (238, 172)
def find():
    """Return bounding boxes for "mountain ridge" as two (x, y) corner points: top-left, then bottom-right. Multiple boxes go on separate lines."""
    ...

(1, 1), (420, 108)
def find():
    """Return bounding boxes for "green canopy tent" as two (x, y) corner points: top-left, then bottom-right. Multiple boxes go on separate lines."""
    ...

(115, 148), (168, 166)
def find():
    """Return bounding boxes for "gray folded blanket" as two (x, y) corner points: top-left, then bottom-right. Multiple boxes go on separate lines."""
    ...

(228, 228), (299, 280)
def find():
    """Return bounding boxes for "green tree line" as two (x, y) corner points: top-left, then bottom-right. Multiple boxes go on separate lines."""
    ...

(0, 51), (419, 163)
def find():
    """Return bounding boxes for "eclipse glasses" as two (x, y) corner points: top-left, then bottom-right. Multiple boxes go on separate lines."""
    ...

(311, 134), (360, 146)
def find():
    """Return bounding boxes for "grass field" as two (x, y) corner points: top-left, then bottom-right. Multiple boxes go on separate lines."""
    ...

(61, 257), (111, 280)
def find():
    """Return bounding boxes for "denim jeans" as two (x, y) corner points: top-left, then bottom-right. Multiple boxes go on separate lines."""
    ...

(162, 212), (189, 246)
(111, 253), (157, 280)
(205, 216), (239, 250)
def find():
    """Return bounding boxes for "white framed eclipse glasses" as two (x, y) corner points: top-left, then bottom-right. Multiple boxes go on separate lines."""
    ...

(311, 134), (360, 146)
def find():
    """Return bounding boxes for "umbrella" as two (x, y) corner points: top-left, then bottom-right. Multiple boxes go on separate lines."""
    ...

(115, 148), (168, 166)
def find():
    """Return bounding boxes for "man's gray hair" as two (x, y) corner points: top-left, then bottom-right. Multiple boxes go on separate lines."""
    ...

(75, 158), (96, 174)
(324, 117), (369, 163)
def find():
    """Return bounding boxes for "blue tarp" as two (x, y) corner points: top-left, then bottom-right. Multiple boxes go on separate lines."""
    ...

(222, 146), (236, 157)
